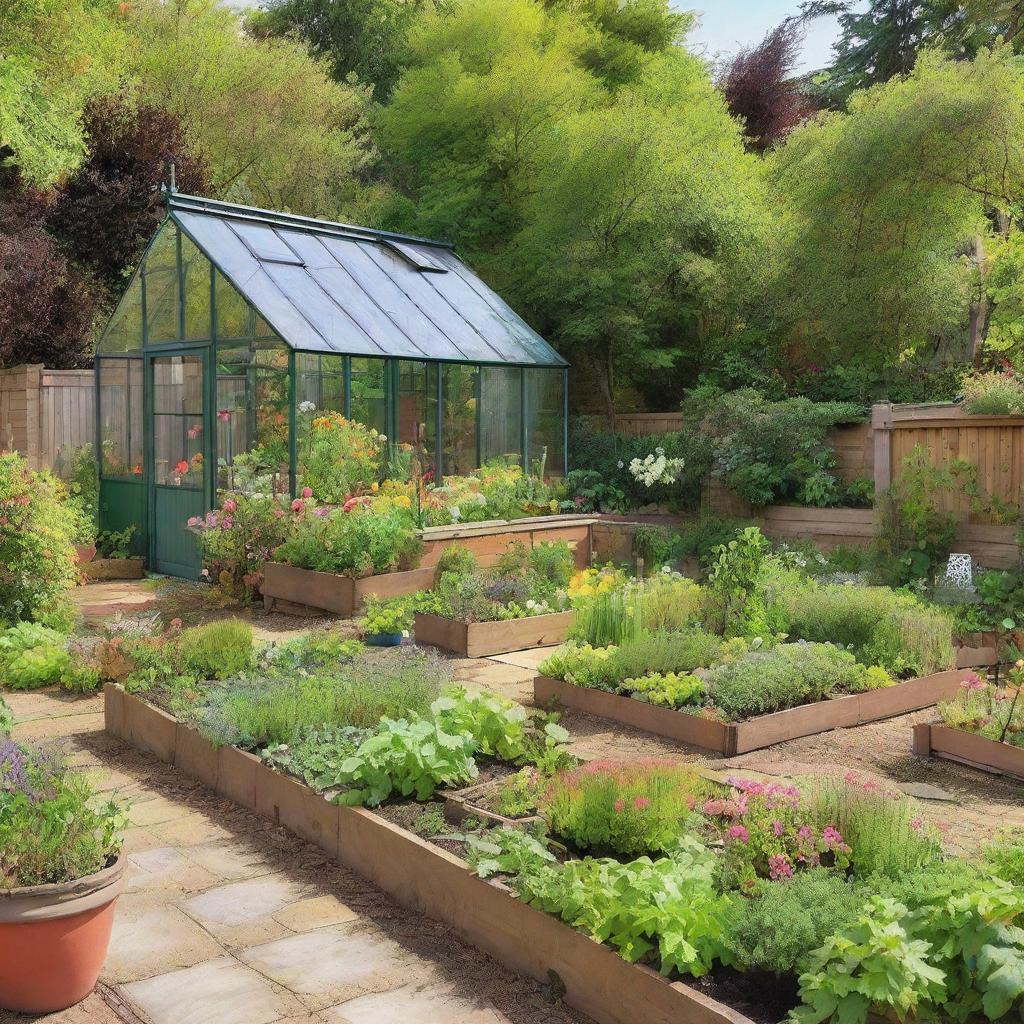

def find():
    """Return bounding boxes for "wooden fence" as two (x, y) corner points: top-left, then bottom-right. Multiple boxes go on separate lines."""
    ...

(0, 364), (95, 473)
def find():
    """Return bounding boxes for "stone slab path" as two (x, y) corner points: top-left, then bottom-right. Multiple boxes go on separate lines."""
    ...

(5, 689), (588, 1024)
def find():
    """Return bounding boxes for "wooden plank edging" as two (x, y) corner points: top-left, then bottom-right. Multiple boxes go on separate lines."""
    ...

(414, 610), (575, 657)
(103, 685), (751, 1024)
(534, 670), (973, 755)
(913, 722), (1024, 783)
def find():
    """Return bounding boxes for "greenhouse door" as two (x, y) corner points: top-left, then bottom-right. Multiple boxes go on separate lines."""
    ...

(147, 350), (213, 578)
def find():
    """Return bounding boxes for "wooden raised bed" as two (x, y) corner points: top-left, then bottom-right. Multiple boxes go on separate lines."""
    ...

(104, 685), (753, 1024)
(913, 723), (1024, 782)
(262, 562), (436, 617)
(535, 669), (972, 756)
(82, 557), (145, 581)
(414, 610), (574, 658)
(420, 516), (595, 571)
(954, 632), (1000, 669)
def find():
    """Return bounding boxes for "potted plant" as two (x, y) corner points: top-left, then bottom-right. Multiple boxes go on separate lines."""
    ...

(0, 741), (128, 1013)
(360, 595), (413, 646)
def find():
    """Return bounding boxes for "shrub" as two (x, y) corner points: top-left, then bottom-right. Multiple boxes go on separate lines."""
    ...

(0, 695), (11, 734)
(961, 368), (1024, 415)
(0, 742), (126, 887)
(762, 574), (955, 676)
(263, 630), (363, 673)
(622, 671), (704, 708)
(276, 504), (423, 577)
(705, 526), (773, 636)
(724, 870), (863, 975)
(174, 619), (255, 681)
(189, 493), (291, 600)
(196, 647), (449, 747)
(801, 772), (941, 878)
(983, 830), (1024, 886)
(299, 413), (385, 503)
(0, 453), (79, 624)
(938, 674), (1024, 747)
(542, 759), (704, 855)
(705, 643), (891, 722)
(0, 622), (70, 690)
(434, 543), (477, 578)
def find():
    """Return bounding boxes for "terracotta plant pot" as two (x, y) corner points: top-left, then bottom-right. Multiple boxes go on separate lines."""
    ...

(75, 544), (98, 565)
(0, 855), (125, 1014)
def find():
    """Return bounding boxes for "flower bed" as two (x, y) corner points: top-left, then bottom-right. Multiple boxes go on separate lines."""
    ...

(913, 723), (1024, 782)
(535, 669), (971, 755)
(107, 687), (1024, 1024)
(262, 562), (437, 616)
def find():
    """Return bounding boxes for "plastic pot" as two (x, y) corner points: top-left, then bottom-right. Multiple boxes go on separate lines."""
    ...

(0, 855), (125, 1013)
(365, 631), (404, 647)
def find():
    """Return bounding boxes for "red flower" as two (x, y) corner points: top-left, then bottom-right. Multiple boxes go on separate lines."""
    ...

(175, 460), (189, 475)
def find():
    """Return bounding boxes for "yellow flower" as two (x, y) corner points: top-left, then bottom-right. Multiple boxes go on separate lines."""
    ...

(371, 482), (379, 493)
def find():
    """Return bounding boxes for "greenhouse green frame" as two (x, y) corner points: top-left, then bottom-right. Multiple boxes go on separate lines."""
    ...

(95, 191), (569, 578)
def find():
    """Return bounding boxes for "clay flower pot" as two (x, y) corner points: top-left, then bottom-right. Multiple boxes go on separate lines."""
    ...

(0, 855), (125, 1013)
(75, 544), (98, 565)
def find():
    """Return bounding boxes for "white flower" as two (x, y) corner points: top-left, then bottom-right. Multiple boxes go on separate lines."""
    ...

(617, 460), (624, 469)
(449, 506), (461, 521)
(298, 400), (316, 413)
(627, 449), (684, 487)
(526, 600), (537, 610)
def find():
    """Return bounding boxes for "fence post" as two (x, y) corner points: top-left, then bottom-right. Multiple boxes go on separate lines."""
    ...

(871, 402), (893, 495)
(23, 364), (44, 470)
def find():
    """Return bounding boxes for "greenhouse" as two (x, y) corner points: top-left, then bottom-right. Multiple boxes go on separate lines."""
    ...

(95, 192), (569, 578)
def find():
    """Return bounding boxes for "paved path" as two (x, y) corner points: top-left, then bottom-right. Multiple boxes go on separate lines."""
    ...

(6, 689), (586, 1024)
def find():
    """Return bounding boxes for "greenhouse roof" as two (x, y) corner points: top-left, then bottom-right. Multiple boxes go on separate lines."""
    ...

(169, 193), (568, 368)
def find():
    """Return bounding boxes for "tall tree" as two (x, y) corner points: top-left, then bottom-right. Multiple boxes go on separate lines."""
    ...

(47, 97), (210, 296)
(123, 0), (378, 218)
(0, 0), (125, 186)
(769, 46), (1024, 368)
(248, 0), (435, 100)
(720, 19), (815, 152)
(378, 0), (768, 412)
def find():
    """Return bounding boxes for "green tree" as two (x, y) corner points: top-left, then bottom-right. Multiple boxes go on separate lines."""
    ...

(123, 0), (378, 218)
(377, 0), (766, 411)
(769, 46), (1024, 368)
(248, 0), (436, 100)
(0, 0), (125, 186)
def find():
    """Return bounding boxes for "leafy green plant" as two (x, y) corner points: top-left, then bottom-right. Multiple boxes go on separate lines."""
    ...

(361, 595), (413, 635)
(0, 622), (70, 690)
(622, 671), (704, 707)
(0, 695), (13, 735)
(983, 830), (1024, 886)
(0, 742), (127, 887)
(299, 412), (385, 504)
(541, 759), (704, 856)
(96, 525), (136, 559)
(706, 527), (773, 635)
(174, 619), (255, 680)
(434, 543), (478, 578)
(961, 368), (1024, 415)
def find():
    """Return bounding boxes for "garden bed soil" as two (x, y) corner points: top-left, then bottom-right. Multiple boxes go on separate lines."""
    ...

(913, 723), (1024, 783)
(534, 670), (973, 756)
(444, 778), (543, 830)
(105, 684), (756, 1024)
(262, 562), (437, 617)
(82, 557), (145, 581)
(414, 610), (575, 658)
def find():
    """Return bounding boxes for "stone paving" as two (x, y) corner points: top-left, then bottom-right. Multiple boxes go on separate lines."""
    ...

(6, 687), (586, 1024)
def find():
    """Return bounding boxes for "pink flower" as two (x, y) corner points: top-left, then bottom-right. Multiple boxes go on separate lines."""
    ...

(633, 796), (651, 810)
(822, 826), (843, 847)
(220, 516), (233, 530)
(291, 499), (304, 513)
(772, 819), (785, 837)
(187, 516), (201, 528)
(613, 799), (625, 813)
(703, 799), (725, 816)
(314, 507), (329, 518)
(798, 826), (813, 840)
(301, 486), (313, 499)
(187, 423), (202, 439)
(223, 498), (237, 514)
(910, 818), (923, 831)
(273, 507), (285, 519)
(960, 673), (985, 692)
(217, 409), (231, 422)
(768, 855), (793, 880)
(727, 825), (749, 843)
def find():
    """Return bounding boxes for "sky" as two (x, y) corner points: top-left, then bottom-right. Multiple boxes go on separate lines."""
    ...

(681, 1), (844, 73)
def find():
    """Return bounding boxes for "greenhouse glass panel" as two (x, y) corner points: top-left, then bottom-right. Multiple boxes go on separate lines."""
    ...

(152, 355), (205, 487)
(349, 357), (387, 436)
(479, 366), (522, 466)
(215, 268), (251, 340)
(296, 353), (344, 416)
(526, 368), (565, 476)
(396, 360), (435, 471)
(143, 222), (180, 344)
(98, 276), (143, 353)
(98, 358), (143, 478)
(182, 232), (212, 341)
(441, 364), (478, 476)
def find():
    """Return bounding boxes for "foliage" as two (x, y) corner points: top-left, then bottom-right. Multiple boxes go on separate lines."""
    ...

(0, 742), (126, 887)
(190, 494), (292, 600)
(962, 367), (1024, 415)
(0, 453), (79, 626)
(705, 643), (891, 722)
(541, 759), (703, 856)
(0, 622), (70, 690)
(705, 526), (773, 635)
(174, 619), (255, 681)
(0, 695), (12, 735)
(434, 543), (477, 578)
(938, 673), (1024, 748)
(719, 18), (814, 153)
(299, 414), (386, 504)
(96, 526), (136, 560)
(687, 388), (865, 508)
(622, 671), (704, 708)
(802, 771), (941, 878)
(275, 503), (423, 577)
(983, 829), (1024, 887)
(360, 595), (412, 636)
(724, 870), (862, 975)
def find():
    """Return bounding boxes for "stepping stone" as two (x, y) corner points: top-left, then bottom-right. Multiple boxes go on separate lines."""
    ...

(240, 928), (413, 1004)
(897, 782), (958, 802)
(327, 981), (509, 1024)
(182, 876), (306, 940)
(128, 846), (221, 892)
(124, 956), (303, 1024)
(273, 894), (359, 931)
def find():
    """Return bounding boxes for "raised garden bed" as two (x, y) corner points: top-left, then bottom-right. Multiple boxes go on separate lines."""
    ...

(262, 562), (436, 617)
(82, 557), (145, 581)
(534, 670), (972, 755)
(443, 778), (543, 830)
(420, 516), (595, 571)
(104, 684), (754, 1024)
(414, 610), (574, 658)
(954, 632), (1000, 669)
(913, 722), (1024, 782)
